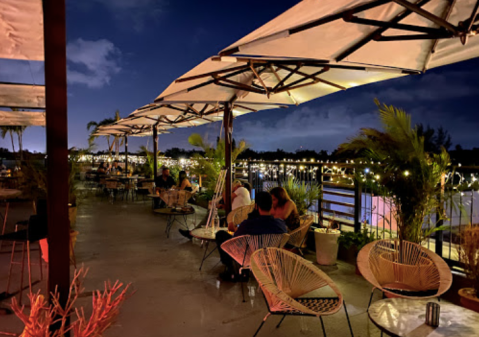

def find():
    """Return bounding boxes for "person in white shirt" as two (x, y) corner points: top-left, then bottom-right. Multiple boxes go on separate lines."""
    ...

(178, 180), (252, 239)
(231, 183), (251, 210)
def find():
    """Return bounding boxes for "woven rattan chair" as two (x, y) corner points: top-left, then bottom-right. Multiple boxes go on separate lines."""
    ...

(250, 248), (354, 337)
(221, 233), (290, 301)
(287, 215), (314, 256)
(227, 204), (253, 227)
(357, 239), (452, 307)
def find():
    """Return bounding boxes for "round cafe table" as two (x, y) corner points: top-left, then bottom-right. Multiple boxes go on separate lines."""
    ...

(368, 298), (479, 337)
(154, 207), (195, 238)
(190, 227), (227, 271)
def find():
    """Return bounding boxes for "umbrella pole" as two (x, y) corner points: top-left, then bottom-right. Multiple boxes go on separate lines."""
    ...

(43, 0), (70, 326)
(153, 126), (158, 180)
(125, 135), (128, 174)
(223, 103), (233, 215)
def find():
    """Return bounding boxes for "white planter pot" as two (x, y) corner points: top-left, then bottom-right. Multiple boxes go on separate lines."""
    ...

(314, 228), (341, 266)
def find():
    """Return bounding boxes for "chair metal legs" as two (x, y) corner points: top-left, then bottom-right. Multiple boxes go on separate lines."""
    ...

(343, 300), (354, 337)
(241, 278), (246, 302)
(367, 287), (378, 310)
(319, 316), (326, 336)
(276, 314), (286, 328)
(252, 313), (270, 337)
(6, 240), (41, 305)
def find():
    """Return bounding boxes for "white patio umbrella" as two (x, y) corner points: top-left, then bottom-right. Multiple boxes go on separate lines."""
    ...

(152, 0), (479, 213)
(124, 101), (286, 127)
(94, 124), (160, 174)
(219, 0), (479, 73)
(0, 110), (45, 126)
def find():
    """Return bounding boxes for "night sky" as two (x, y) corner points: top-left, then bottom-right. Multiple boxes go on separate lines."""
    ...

(1, 0), (479, 154)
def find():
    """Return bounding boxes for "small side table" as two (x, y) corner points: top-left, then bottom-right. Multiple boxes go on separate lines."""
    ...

(368, 298), (479, 337)
(190, 227), (227, 271)
(154, 207), (195, 238)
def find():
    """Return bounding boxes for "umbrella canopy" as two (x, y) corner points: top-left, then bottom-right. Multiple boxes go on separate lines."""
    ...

(156, 56), (410, 106)
(219, 0), (479, 73)
(0, 110), (45, 126)
(94, 124), (157, 137)
(119, 101), (287, 129)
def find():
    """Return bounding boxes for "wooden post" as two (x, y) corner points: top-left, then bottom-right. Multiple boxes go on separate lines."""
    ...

(153, 126), (158, 179)
(318, 164), (324, 225)
(224, 103), (233, 216)
(435, 172), (446, 256)
(125, 136), (128, 174)
(354, 178), (362, 233)
(43, 0), (70, 317)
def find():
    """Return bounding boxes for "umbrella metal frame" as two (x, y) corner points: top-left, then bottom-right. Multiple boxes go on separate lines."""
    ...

(220, 0), (479, 72)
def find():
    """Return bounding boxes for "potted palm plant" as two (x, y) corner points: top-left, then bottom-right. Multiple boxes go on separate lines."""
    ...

(458, 225), (479, 312)
(338, 100), (450, 244)
(337, 221), (378, 274)
(188, 133), (248, 201)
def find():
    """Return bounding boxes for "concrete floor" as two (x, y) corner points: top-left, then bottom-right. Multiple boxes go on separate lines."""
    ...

(0, 193), (382, 336)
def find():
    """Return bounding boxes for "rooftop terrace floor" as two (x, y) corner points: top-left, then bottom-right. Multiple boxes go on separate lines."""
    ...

(1, 192), (382, 336)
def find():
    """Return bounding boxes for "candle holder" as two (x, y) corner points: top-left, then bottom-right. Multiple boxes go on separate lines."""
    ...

(425, 302), (440, 327)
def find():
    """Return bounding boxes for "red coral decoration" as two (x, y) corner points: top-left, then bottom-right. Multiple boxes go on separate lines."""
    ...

(11, 268), (132, 337)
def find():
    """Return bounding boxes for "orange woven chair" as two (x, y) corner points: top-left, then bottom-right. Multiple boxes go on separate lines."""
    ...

(357, 239), (452, 308)
(287, 215), (314, 256)
(250, 248), (354, 337)
(221, 233), (290, 301)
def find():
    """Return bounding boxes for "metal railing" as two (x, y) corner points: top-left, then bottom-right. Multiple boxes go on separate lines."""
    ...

(239, 160), (479, 267)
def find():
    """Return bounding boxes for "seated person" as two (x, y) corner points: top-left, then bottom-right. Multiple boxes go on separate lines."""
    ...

(97, 162), (107, 174)
(153, 166), (176, 208)
(270, 187), (301, 231)
(112, 160), (123, 174)
(178, 180), (251, 239)
(215, 191), (287, 282)
(154, 166), (176, 192)
(175, 171), (193, 191)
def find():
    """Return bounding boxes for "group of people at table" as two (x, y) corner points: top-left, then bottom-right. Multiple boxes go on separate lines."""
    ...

(96, 160), (126, 175)
(126, 165), (301, 282)
(176, 175), (302, 282)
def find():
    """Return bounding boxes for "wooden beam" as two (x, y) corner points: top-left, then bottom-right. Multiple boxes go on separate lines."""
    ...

(271, 64), (301, 92)
(250, 62), (270, 96)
